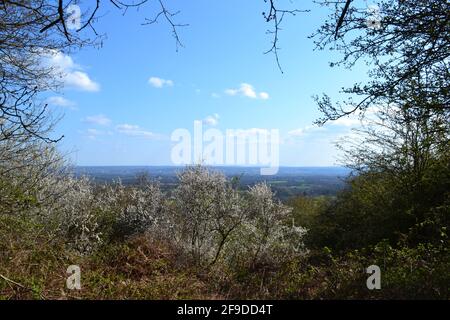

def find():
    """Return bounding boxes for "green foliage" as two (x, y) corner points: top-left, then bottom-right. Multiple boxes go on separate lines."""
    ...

(303, 152), (450, 251)
(288, 195), (331, 231)
(0, 179), (38, 214)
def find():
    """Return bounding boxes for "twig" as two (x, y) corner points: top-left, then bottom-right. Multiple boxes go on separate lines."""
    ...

(0, 273), (47, 299)
(142, 0), (188, 51)
(263, 0), (309, 73)
(0, 273), (26, 289)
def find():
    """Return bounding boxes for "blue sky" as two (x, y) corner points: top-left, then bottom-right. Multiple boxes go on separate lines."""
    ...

(43, 0), (370, 166)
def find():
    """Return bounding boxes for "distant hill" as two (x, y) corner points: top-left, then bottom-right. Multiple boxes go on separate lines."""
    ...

(74, 166), (352, 200)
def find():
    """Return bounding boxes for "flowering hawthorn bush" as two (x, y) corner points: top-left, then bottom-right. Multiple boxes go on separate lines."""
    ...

(170, 165), (307, 267)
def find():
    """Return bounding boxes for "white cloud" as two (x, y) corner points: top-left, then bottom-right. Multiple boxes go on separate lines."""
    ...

(47, 50), (78, 70)
(288, 128), (307, 137)
(286, 121), (365, 149)
(259, 92), (270, 100)
(330, 117), (362, 127)
(224, 89), (237, 96)
(148, 77), (174, 88)
(202, 113), (219, 126)
(236, 83), (256, 98)
(225, 83), (269, 100)
(328, 106), (384, 127)
(86, 128), (103, 135)
(46, 96), (76, 109)
(81, 128), (112, 140)
(288, 125), (325, 137)
(84, 114), (111, 126)
(43, 50), (100, 92)
(116, 124), (159, 139)
(65, 71), (100, 92)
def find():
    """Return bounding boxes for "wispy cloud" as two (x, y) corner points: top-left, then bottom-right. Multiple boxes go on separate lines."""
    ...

(43, 50), (100, 92)
(330, 117), (363, 127)
(225, 83), (269, 100)
(86, 128), (103, 136)
(65, 71), (100, 92)
(288, 110), (378, 140)
(148, 77), (174, 88)
(46, 96), (76, 109)
(286, 118), (366, 147)
(328, 106), (383, 127)
(80, 128), (112, 140)
(288, 125), (325, 137)
(116, 124), (160, 139)
(83, 114), (111, 126)
(258, 92), (270, 100)
(285, 125), (334, 146)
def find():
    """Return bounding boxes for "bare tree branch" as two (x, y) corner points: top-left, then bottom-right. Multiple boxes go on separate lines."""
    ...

(263, 0), (309, 73)
(334, 0), (352, 39)
(142, 0), (188, 51)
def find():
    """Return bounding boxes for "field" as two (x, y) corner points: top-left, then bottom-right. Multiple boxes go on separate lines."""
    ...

(74, 166), (351, 200)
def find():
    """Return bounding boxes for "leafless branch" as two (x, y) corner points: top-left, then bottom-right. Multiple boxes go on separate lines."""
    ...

(263, 0), (309, 73)
(334, 0), (352, 39)
(142, 0), (188, 51)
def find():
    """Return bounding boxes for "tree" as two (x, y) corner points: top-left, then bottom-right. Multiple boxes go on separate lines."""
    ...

(0, 1), (88, 145)
(304, 0), (450, 250)
(304, 94), (449, 250)
(312, 0), (450, 124)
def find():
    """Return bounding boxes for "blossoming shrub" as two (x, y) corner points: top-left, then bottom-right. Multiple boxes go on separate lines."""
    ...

(169, 166), (307, 269)
(105, 179), (164, 240)
(39, 175), (105, 253)
(221, 182), (307, 274)
(2, 154), (307, 265)
(170, 166), (243, 265)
